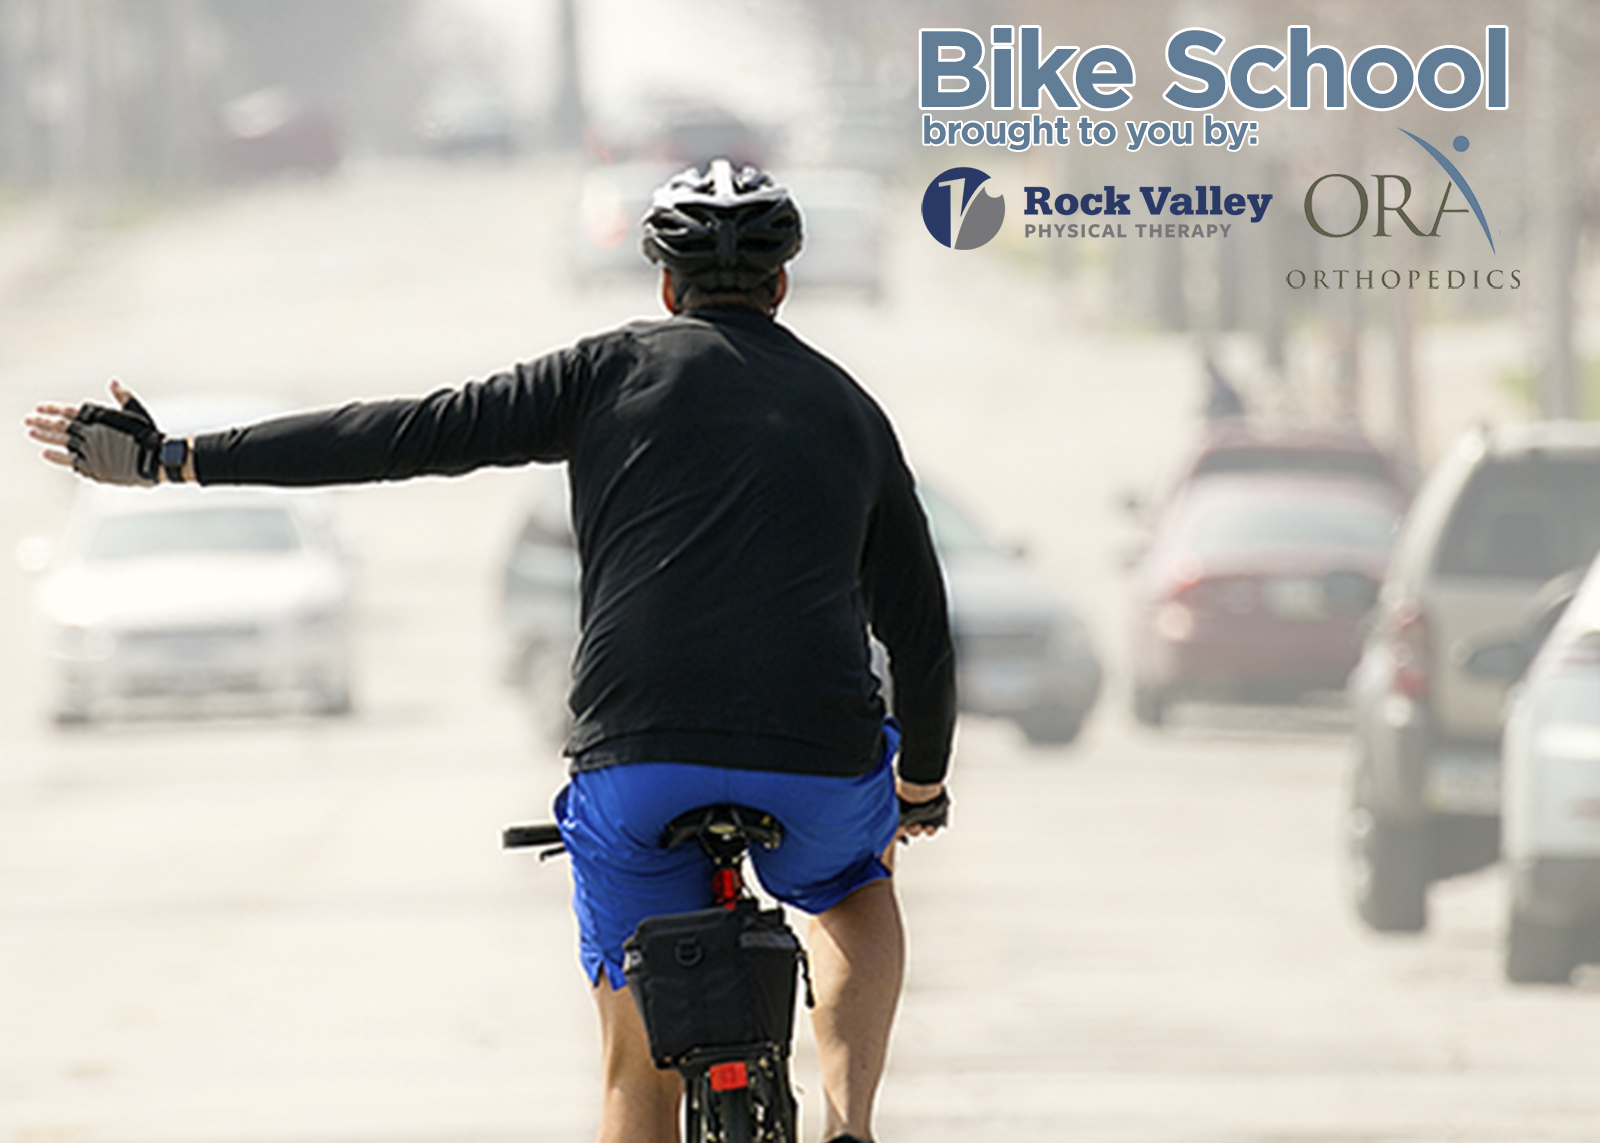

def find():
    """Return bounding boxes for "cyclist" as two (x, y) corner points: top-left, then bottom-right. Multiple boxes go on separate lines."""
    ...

(25, 159), (955, 1143)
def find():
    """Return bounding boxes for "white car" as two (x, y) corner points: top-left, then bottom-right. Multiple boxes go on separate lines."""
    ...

(780, 168), (885, 297)
(1499, 556), (1600, 983)
(32, 483), (353, 723)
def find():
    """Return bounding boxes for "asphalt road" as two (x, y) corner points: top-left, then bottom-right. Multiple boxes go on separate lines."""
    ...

(0, 160), (1595, 1143)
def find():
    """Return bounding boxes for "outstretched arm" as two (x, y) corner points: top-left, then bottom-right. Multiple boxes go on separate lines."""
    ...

(24, 348), (589, 489)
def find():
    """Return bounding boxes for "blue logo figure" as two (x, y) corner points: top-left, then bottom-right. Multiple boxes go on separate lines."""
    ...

(1400, 129), (1494, 253)
(921, 167), (1005, 249)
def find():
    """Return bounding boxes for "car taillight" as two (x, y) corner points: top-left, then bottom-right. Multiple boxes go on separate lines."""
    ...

(1390, 603), (1429, 699)
(1172, 574), (1257, 616)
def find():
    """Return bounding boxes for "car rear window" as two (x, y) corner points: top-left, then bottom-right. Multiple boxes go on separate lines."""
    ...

(517, 513), (575, 549)
(1434, 456), (1600, 580)
(1194, 448), (1394, 484)
(917, 489), (992, 556)
(86, 508), (301, 562)
(1187, 496), (1397, 556)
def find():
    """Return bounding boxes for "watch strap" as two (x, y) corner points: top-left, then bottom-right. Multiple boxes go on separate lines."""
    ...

(159, 436), (188, 483)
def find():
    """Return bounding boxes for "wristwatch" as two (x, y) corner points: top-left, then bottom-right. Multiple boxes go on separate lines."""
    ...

(160, 437), (188, 484)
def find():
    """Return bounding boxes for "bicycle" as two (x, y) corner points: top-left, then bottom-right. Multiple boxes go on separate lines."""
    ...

(504, 792), (949, 1143)
(505, 803), (802, 1143)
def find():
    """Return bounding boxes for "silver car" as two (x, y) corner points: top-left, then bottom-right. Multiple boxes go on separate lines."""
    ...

(1498, 555), (1600, 983)
(31, 484), (353, 723)
(1347, 422), (1600, 932)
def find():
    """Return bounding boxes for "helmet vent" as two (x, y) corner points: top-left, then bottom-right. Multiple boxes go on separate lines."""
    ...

(640, 159), (803, 288)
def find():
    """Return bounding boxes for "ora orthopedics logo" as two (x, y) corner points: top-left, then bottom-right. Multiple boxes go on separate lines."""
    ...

(1302, 129), (1496, 252)
(921, 166), (1005, 248)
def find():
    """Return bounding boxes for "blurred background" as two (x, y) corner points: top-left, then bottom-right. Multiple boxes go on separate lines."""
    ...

(3, 2), (1600, 1142)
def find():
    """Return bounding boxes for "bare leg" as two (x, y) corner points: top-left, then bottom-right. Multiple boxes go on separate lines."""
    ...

(593, 979), (683, 1143)
(808, 877), (905, 1142)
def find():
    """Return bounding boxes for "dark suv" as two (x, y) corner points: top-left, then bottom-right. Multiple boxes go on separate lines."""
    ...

(1347, 422), (1600, 932)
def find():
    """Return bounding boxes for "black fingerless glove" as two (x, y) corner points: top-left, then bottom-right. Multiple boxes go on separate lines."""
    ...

(898, 788), (950, 830)
(67, 398), (167, 487)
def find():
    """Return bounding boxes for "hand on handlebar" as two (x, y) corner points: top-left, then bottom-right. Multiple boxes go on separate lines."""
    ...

(895, 778), (948, 840)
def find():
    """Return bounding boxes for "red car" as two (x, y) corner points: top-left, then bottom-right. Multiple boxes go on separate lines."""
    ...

(1130, 473), (1403, 725)
(1163, 423), (1410, 500)
(218, 88), (342, 180)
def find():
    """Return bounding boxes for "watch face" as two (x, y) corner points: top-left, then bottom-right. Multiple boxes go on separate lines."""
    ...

(161, 439), (186, 466)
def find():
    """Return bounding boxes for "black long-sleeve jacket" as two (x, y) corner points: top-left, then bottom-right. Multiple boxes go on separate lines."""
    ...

(193, 305), (956, 784)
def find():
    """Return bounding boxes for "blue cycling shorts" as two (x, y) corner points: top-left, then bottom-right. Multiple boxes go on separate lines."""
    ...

(555, 725), (901, 989)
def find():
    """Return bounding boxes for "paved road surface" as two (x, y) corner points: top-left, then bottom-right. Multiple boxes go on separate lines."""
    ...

(0, 160), (1595, 1143)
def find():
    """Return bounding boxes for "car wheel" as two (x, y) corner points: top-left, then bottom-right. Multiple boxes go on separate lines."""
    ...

(1347, 763), (1428, 932)
(1505, 908), (1577, 985)
(313, 684), (353, 717)
(52, 706), (92, 728)
(1015, 707), (1083, 746)
(1132, 684), (1166, 728)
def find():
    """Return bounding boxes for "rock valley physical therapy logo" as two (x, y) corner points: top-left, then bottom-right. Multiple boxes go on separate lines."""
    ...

(921, 166), (1006, 248)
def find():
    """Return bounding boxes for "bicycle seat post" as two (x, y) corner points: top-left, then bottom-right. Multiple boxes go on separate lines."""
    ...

(661, 805), (784, 910)
(699, 815), (751, 909)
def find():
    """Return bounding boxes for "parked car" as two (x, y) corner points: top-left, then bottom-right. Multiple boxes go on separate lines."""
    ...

(414, 77), (518, 157)
(1347, 422), (1600, 933)
(1169, 422), (1410, 496)
(1125, 422), (1407, 523)
(1495, 556), (1600, 983)
(218, 88), (342, 180)
(653, 105), (769, 169)
(31, 483), (353, 723)
(501, 476), (1102, 746)
(1129, 473), (1402, 724)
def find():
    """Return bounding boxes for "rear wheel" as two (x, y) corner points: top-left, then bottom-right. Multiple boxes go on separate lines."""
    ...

(1506, 908), (1577, 985)
(684, 1053), (795, 1143)
(52, 705), (92, 728)
(711, 1087), (755, 1143)
(1015, 706), (1083, 745)
(1348, 763), (1428, 932)
(751, 1053), (797, 1142)
(312, 682), (352, 717)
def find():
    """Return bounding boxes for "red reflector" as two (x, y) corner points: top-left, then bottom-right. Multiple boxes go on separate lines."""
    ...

(709, 1061), (749, 1091)
(712, 868), (742, 907)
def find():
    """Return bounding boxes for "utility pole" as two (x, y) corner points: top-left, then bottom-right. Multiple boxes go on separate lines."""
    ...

(1390, 285), (1420, 479)
(44, 0), (90, 204)
(151, 0), (204, 184)
(549, 0), (583, 149)
(1529, 0), (1580, 418)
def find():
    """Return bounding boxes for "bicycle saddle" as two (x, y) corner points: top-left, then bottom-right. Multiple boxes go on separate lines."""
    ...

(661, 805), (784, 852)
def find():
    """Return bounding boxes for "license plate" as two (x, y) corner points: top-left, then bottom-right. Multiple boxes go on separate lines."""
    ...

(1426, 758), (1501, 815)
(1265, 577), (1325, 619)
(966, 663), (1036, 706)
